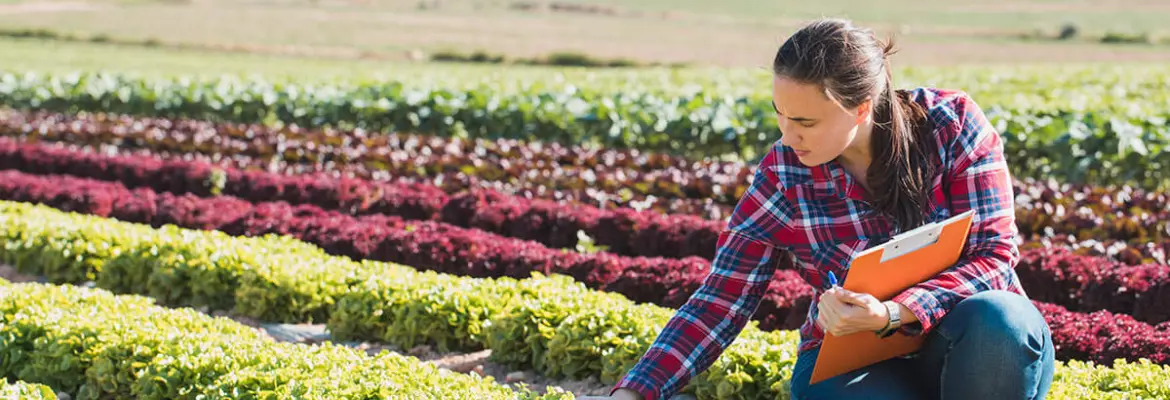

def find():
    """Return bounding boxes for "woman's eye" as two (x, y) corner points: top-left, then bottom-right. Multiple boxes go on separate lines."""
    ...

(799, 122), (816, 128)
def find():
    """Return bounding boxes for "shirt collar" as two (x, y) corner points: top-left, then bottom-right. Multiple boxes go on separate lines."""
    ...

(811, 160), (870, 203)
(770, 145), (870, 203)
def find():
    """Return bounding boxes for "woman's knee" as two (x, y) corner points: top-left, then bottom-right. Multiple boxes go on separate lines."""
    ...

(925, 291), (1056, 399)
(946, 290), (1049, 348)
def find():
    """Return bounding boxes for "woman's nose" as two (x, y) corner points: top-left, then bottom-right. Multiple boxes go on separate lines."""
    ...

(780, 131), (801, 147)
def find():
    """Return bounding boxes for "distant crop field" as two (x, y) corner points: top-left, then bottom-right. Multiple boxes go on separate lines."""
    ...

(0, 0), (1168, 67)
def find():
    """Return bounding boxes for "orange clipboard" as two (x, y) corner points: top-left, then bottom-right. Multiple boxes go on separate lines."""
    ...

(809, 209), (977, 385)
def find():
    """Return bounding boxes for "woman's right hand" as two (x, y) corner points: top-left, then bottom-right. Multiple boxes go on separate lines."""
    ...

(577, 388), (644, 400)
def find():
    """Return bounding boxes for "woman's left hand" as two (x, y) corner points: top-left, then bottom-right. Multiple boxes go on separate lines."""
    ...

(816, 287), (890, 337)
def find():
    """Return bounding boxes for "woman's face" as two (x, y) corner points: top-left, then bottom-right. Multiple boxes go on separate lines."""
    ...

(771, 75), (870, 167)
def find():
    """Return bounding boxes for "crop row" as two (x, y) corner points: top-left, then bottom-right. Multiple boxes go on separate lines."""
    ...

(0, 279), (560, 400)
(4, 168), (1170, 329)
(3, 137), (1168, 266)
(1018, 235), (1166, 268)
(5, 109), (1170, 228)
(2, 200), (1170, 400)
(1016, 246), (1170, 324)
(1, 72), (1169, 189)
(0, 379), (56, 399)
(0, 109), (740, 176)
(32, 62), (1153, 107)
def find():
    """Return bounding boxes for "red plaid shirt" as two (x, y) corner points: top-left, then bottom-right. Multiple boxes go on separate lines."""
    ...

(612, 87), (1026, 400)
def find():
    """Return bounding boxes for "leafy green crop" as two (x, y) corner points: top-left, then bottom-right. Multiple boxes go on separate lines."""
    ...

(0, 378), (57, 399)
(0, 279), (547, 400)
(330, 261), (520, 352)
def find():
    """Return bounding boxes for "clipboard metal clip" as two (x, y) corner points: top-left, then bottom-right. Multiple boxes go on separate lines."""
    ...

(879, 210), (974, 263)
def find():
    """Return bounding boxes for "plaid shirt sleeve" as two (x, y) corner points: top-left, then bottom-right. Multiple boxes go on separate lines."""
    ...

(610, 145), (793, 400)
(891, 93), (1022, 336)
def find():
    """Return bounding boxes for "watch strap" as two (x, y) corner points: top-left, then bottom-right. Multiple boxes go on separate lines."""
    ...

(876, 301), (901, 338)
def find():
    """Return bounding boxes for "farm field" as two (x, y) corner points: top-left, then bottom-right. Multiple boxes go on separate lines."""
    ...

(2, 1), (1170, 397)
(0, 59), (1169, 397)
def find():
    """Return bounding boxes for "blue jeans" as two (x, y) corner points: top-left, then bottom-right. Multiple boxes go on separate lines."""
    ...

(789, 290), (1055, 400)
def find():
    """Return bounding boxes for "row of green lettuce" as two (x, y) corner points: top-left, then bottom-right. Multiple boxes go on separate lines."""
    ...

(2, 200), (1169, 399)
(7, 63), (1167, 108)
(0, 71), (1167, 189)
(0, 279), (568, 400)
(0, 379), (56, 400)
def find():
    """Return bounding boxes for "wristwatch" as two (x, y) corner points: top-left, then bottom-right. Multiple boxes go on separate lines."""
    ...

(876, 301), (901, 338)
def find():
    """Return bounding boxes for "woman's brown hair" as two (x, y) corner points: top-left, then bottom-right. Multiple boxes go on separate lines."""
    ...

(772, 18), (938, 231)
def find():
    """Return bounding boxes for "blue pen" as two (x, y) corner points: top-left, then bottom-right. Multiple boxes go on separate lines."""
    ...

(826, 271), (838, 289)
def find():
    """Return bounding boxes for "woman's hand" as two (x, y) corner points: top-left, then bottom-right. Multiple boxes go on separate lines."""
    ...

(816, 287), (890, 336)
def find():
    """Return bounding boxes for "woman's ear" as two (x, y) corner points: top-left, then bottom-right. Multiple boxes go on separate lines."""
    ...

(855, 100), (871, 124)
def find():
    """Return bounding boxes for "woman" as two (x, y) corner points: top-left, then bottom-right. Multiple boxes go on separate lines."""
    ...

(580, 18), (1055, 400)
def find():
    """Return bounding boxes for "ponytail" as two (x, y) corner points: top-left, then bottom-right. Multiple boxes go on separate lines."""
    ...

(867, 42), (937, 231)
